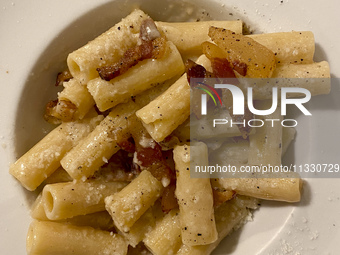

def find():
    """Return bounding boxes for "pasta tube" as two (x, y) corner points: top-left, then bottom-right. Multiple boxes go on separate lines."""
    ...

(136, 74), (189, 142)
(27, 220), (127, 255)
(31, 194), (114, 230)
(143, 209), (182, 255)
(9, 115), (103, 191)
(156, 20), (243, 54)
(61, 102), (136, 180)
(87, 40), (184, 111)
(105, 170), (163, 233)
(67, 9), (149, 84)
(176, 196), (258, 254)
(121, 202), (163, 247)
(61, 81), (172, 180)
(42, 181), (127, 220)
(241, 61), (331, 100)
(249, 31), (315, 64)
(211, 175), (302, 202)
(136, 54), (211, 142)
(58, 78), (95, 120)
(30, 193), (48, 221)
(174, 143), (217, 246)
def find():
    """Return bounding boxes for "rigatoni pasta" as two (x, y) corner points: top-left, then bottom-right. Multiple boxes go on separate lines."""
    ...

(60, 101), (137, 180)
(9, 115), (103, 191)
(105, 170), (163, 233)
(27, 220), (128, 255)
(9, 7), (332, 255)
(42, 181), (127, 220)
(211, 176), (302, 202)
(87, 40), (185, 111)
(61, 81), (172, 180)
(57, 78), (95, 120)
(120, 202), (163, 247)
(136, 54), (211, 142)
(249, 31), (315, 64)
(176, 196), (259, 254)
(156, 20), (243, 54)
(67, 9), (150, 84)
(143, 209), (182, 255)
(174, 143), (217, 246)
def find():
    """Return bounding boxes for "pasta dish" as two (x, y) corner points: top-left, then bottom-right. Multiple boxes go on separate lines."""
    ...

(9, 8), (330, 255)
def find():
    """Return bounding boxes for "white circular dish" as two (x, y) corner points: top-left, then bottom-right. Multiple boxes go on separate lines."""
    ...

(0, 0), (339, 254)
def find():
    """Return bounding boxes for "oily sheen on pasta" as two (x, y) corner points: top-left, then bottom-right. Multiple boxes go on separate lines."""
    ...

(9, 7), (331, 255)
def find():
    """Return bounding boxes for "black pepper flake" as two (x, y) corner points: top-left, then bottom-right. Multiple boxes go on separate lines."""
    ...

(186, 168), (189, 171)
(257, 186), (260, 189)
(197, 233), (202, 236)
(184, 227), (187, 230)
(117, 26), (121, 30)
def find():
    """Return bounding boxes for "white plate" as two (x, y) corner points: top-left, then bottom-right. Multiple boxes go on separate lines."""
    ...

(0, 0), (339, 254)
